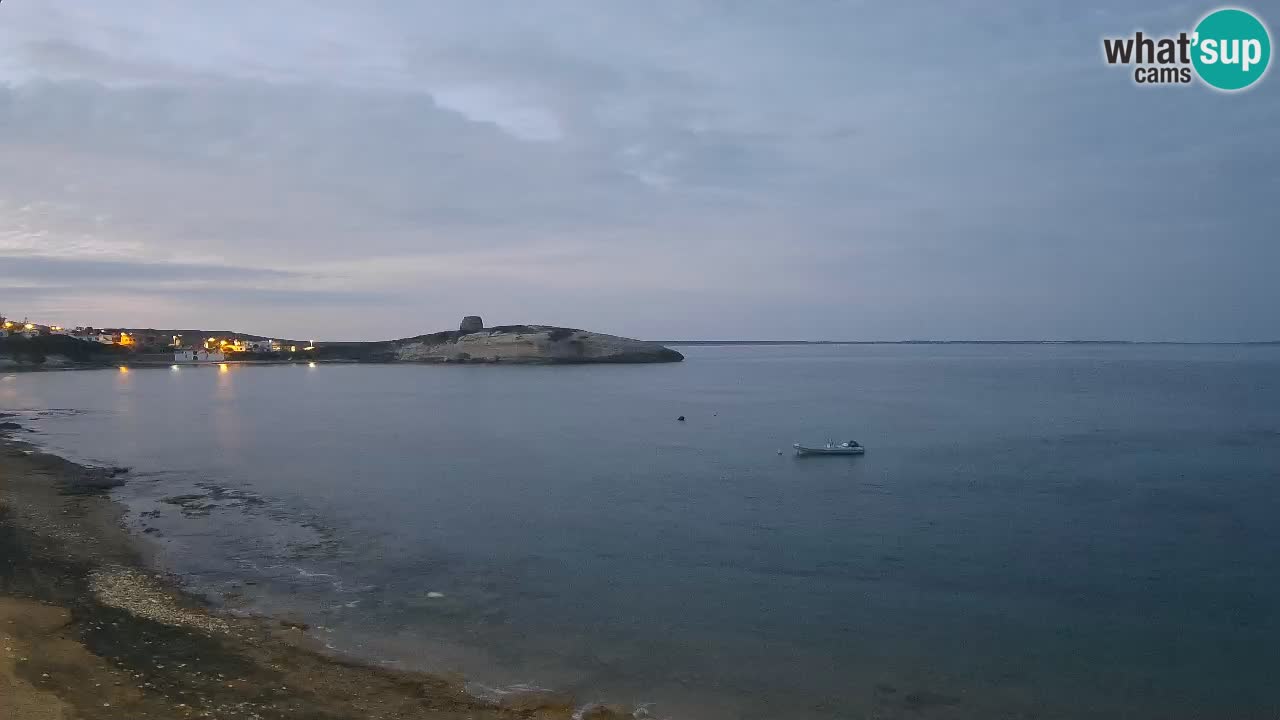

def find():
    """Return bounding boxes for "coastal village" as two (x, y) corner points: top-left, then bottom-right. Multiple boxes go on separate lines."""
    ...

(1, 313), (683, 367)
(0, 313), (314, 364)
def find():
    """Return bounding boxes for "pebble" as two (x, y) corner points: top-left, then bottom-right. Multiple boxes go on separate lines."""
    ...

(90, 568), (231, 634)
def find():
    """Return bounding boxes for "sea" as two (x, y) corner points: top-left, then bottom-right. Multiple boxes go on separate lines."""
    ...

(3, 343), (1279, 720)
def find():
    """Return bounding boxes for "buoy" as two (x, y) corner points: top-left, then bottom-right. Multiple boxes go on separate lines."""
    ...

(677, 416), (686, 422)
(777, 449), (783, 455)
(426, 591), (445, 599)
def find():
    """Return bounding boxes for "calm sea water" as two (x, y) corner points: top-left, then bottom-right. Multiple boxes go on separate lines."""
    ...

(4, 345), (1280, 719)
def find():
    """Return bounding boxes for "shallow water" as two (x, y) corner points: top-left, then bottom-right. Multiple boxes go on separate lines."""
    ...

(3, 344), (1280, 719)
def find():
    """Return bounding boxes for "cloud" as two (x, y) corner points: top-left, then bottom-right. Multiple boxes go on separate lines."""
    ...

(0, 1), (1277, 341)
(0, 255), (297, 282)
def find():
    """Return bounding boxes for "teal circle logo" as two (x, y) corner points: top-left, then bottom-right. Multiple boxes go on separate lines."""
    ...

(1192, 8), (1271, 90)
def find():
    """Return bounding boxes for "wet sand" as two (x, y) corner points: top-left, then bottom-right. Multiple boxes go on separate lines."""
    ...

(0, 422), (630, 720)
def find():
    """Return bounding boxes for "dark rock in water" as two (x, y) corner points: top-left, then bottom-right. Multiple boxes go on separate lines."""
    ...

(582, 704), (633, 720)
(110, 466), (131, 475)
(160, 493), (217, 517)
(459, 315), (484, 334)
(0, 421), (23, 430)
(498, 690), (575, 717)
(70, 467), (127, 490)
(162, 494), (207, 505)
(279, 618), (310, 631)
(677, 415), (686, 422)
(902, 690), (961, 710)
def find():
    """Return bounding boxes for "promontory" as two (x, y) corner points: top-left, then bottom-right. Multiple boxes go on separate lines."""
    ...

(0, 316), (684, 368)
(314, 317), (683, 364)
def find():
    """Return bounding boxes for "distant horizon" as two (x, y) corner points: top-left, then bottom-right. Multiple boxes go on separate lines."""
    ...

(7, 314), (1280, 347)
(660, 339), (1280, 346)
(660, 338), (1280, 343)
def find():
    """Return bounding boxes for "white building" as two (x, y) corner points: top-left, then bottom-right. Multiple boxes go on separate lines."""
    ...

(243, 339), (276, 352)
(70, 328), (117, 344)
(173, 349), (226, 363)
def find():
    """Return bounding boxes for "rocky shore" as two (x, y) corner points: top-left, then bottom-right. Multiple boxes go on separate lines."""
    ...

(0, 419), (634, 720)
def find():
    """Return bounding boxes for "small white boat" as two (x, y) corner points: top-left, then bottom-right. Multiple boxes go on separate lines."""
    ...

(793, 441), (865, 456)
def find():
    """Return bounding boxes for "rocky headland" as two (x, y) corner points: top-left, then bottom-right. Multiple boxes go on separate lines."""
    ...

(317, 318), (683, 365)
(0, 316), (683, 369)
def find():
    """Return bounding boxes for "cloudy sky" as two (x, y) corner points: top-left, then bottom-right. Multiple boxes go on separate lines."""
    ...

(1, 1), (1277, 341)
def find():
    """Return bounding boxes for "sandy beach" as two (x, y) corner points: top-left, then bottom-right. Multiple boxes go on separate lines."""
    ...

(0, 420), (629, 720)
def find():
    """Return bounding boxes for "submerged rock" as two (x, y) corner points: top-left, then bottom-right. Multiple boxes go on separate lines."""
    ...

(68, 467), (127, 491)
(582, 704), (634, 720)
(498, 690), (576, 717)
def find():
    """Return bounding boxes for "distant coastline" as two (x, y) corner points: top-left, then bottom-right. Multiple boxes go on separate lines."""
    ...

(661, 339), (1280, 346)
(0, 316), (684, 369)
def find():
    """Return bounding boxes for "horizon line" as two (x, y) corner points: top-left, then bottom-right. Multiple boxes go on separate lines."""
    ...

(657, 339), (1280, 346)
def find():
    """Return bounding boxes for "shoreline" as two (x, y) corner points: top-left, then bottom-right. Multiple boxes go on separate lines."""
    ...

(0, 421), (632, 720)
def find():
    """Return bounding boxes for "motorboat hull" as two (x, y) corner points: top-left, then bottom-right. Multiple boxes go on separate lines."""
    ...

(793, 443), (865, 456)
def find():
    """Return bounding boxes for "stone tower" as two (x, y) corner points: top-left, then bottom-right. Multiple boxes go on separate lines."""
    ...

(459, 315), (484, 334)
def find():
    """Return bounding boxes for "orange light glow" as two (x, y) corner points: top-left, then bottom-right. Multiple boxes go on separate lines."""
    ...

(118, 332), (135, 346)
(118, 366), (129, 373)
(219, 364), (229, 373)
(24, 323), (35, 330)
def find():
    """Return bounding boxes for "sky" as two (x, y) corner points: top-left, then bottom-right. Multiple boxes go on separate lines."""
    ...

(1, 1), (1277, 342)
